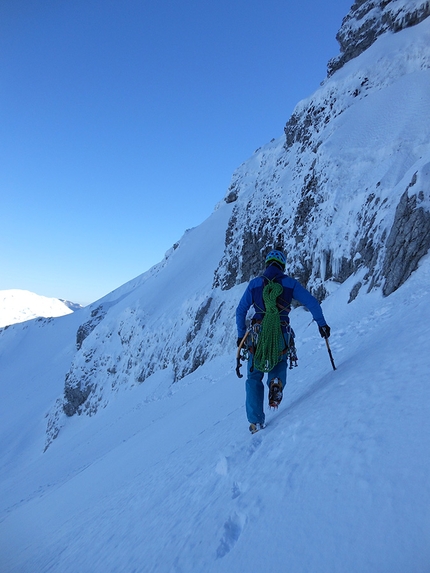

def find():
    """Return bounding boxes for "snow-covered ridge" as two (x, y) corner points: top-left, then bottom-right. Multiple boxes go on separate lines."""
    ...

(43, 206), (236, 447)
(0, 289), (81, 328)
(328, 0), (430, 75)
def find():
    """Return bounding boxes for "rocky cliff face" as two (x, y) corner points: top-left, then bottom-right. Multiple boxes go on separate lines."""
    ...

(215, 7), (430, 304)
(328, 0), (430, 76)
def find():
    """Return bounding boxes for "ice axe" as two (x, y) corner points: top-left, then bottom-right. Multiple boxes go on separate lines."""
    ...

(324, 337), (336, 371)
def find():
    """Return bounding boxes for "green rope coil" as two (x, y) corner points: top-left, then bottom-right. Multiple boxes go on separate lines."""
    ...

(253, 280), (284, 372)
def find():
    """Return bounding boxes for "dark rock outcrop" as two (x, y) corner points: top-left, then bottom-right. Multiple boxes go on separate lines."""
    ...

(328, 0), (430, 76)
(76, 305), (106, 350)
(383, 185), (430, 295)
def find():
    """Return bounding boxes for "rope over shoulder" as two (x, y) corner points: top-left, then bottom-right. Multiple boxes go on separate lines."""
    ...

(253, 279), (284, 372)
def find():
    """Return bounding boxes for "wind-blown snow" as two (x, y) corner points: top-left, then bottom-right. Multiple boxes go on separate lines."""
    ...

(0, 289), (77, 328)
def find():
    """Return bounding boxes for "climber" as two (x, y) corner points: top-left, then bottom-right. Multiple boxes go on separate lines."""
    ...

(236, 249), (330, 433)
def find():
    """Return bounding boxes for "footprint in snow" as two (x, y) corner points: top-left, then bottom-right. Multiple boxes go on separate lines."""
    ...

(215, 512), (246, 559)
(231, 481), (241, 499)
(247, 432), (263, 456)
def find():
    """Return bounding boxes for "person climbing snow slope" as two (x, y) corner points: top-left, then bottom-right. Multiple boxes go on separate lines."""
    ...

(236, 249), (330, 433)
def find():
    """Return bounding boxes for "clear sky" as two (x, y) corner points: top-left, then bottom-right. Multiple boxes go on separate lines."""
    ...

(1, 0), (352, 305)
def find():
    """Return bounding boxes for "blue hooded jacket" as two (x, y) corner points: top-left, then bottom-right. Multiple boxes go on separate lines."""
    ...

(236, 264), (327, 338)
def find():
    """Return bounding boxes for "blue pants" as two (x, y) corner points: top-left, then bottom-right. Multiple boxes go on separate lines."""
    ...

(245, 353), (288, 425)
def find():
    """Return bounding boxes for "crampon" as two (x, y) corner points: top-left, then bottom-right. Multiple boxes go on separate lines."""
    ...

(268, 378), (283, 409)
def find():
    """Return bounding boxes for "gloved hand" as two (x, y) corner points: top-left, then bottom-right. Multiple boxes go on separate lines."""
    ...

(319, 325), (331, 339)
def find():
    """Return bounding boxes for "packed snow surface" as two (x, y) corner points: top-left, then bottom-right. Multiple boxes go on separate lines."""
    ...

(0, 290), (75, 328)
(1, 244), (429, 573)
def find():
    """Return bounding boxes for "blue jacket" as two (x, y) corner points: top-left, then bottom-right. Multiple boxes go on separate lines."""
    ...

(236, 265), (327, 338)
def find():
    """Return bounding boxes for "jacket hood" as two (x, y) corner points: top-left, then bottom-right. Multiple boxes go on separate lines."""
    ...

(263, 264), (285, 281)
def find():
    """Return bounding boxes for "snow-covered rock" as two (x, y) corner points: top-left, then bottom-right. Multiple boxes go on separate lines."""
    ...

(328, 0), (430, 75)
(217, 13), (430, 301)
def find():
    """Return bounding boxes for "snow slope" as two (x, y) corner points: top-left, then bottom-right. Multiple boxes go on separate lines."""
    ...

(0, 289), (79, 328)
(1, 253), (429, 572)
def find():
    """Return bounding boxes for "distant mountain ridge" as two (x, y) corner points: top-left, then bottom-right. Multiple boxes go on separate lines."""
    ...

(0, 289), (82, 328)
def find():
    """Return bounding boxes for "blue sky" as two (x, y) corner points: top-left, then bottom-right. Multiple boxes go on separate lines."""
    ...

(1, 0), (352, 305)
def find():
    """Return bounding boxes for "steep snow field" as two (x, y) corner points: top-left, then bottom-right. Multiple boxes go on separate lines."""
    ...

(1, 253), (429, 572)
(0, 290), (75, 328)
